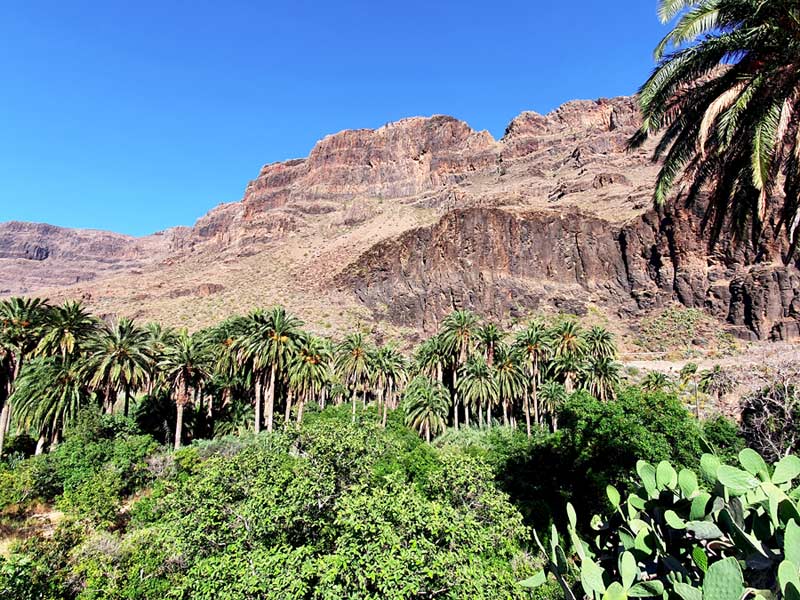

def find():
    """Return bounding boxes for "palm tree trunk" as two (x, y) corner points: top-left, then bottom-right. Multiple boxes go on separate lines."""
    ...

(523, 388), (532, 438)
(486, 403), (491, 428)
(124, 388), (131, 418)
(0, 358), (21, 454)
(297, 391), (306, 427)
(254, 376), (262, 434)
(284, 388), (294, 425)
(532, 365), (540, 426)
(425, 420), (431, 444)
(351, 389), (357, 423)
(0, 404), (9, 456)
(452, 368), (459, 430)
(266, 363), (276, 432)
(478, 402), (484, 429)
(35, 433), (46, 455)
(174, 402), (184, 450)
(381, 382), (391, 428)
(464, 403), (470, 428)
(503, 400), (509, 427)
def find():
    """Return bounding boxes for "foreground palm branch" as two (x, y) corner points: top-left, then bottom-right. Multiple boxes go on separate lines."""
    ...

(631, 0), (800, 257)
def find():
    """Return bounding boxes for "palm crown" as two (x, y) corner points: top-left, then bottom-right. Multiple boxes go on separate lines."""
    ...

(631, 0), (800, 255)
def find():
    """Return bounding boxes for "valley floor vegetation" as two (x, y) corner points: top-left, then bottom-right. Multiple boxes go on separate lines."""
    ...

(1, 296), (798, 599)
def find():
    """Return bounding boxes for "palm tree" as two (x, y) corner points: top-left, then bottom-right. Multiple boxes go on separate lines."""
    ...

(35, 300), (96, 364)
(699, 365), (736, 402)
(413, 335), (453, 426)
(680, 362), (701, 416)
(440, 310), (480, 427)
(630, 0), (800, 256)
(539, 380), (567, 432)
(85, 318), (152, 416)
(204, 316), (252, 426)
(642, 371), (673, 393)
(403, 376), (450, 443)
(12, 357), (92, 453)
(144, 322), (178, 395)
(582, 356), (621, 402)
(476, 323), (504, 366)
(288, 333), (332, 426)
(237, 307), (303, 433)
(550, 320), (586, 359)
(160, 330), (212, 449)
(456, 354), (497, 428)
(0, 297), (49, 453)
(585, 326), (617, 360)
(370, 344), (408, 427)
(494, 345), (525, 427)
(513, 321), (552, 435)
(551, 353), (585, 395)
(334, 332), (371, 422)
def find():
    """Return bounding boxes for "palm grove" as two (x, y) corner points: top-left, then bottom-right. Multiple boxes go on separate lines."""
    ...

(0, 297), (628, 454)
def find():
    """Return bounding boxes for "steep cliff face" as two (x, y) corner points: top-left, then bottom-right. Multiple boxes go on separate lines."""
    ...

(339, 203), (800, 340)
(1, 95), (797, 339)
(0, 222), (174, 295)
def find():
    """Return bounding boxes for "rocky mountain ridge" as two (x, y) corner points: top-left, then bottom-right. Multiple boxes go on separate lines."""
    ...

(1, 95), (797, 341)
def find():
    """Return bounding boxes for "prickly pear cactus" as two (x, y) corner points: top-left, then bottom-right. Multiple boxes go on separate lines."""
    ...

(522, 449), (800, 599)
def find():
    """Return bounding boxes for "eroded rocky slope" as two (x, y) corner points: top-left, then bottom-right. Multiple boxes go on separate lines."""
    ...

(2, 95), (797, 340)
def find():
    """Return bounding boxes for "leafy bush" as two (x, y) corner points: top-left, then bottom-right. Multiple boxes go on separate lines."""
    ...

(64, 411), (537, 599)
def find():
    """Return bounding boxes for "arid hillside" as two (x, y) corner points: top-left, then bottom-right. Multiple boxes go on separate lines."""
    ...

(2, 95), (798, 343)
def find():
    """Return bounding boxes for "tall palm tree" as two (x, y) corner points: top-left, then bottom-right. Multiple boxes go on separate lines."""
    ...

(144, 322), (178, 395)
(513, 320), (552, 435)
(440, 310), (480, 427)
(288, 333), (332, 426)
(539, 380), (567, 432)
(370, 344), (408, 428)
(85, 318), (152, 416)
(160, 330), (212, 449)
(630, 0), (800, 255)
(550, 320), (586, 359)
(582, 356), (621, 402)
(35, 300), (96, 364)
(0, 297), (49, 453)
(699, 364), (736, 402)
(403, 376), (450, 443)
(237, 307), (303, 433)
(414, 336), (444, 383)
(585, 326), (617, 360)
(456, 354), (497, 428)
(494, 345), (525, 427)
(680, 362), (701, 416)
(334, 332), (372, 422)
(551, 353), (585, 395)
(642, 371), (673, 393)
(205, 316), (252, 426)
(476, 322), (504, 367)
(12, 357), (92, 453)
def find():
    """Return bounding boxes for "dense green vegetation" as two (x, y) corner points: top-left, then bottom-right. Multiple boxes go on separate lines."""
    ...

(0, 293), (778, 598)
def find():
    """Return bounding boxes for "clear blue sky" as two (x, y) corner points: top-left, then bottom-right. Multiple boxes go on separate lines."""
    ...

(0, 1), (668, 236)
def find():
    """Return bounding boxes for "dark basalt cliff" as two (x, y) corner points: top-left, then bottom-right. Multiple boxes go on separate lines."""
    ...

(339, 204), (800, 341)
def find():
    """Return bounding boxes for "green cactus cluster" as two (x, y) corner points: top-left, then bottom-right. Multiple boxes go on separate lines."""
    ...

(523, 449), (800, 600)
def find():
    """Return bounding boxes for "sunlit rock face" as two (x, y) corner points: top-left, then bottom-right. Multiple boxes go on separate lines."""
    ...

(1, 95), (797, 339)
